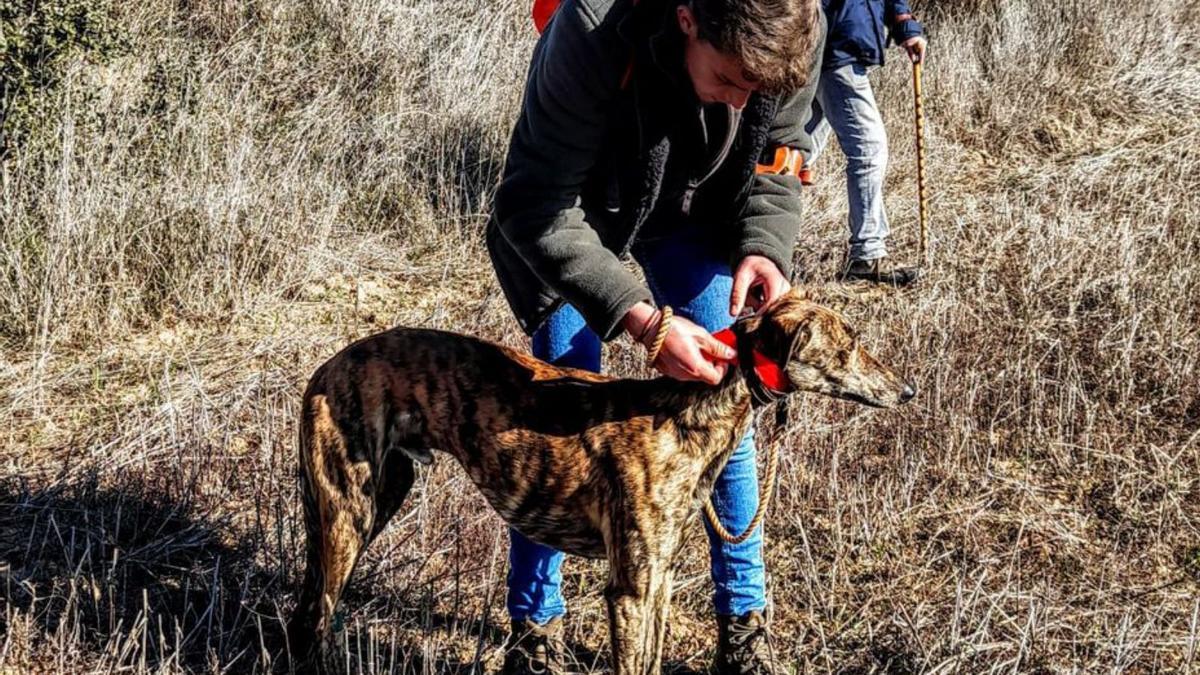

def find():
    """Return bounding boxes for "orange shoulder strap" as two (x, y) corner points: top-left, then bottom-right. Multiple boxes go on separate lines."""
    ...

(533, 0), (560, 33)
(756, 146), (813, 186)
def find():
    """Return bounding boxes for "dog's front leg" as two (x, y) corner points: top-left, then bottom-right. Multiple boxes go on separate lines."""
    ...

(605, 544), (673, 674)
(605, 565), (651, 675)
(645, 565), (674, 673)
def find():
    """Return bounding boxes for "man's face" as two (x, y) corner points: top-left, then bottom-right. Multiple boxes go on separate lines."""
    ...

(677, 5), (759, 109)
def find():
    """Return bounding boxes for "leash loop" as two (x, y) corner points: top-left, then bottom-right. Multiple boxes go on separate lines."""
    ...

(703, 414), (782, 545)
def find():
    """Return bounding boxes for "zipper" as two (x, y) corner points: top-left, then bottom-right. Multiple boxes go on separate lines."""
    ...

(682, 103), (742, 215)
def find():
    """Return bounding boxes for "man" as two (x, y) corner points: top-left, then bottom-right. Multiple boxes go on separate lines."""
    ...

(487, 0), (824, 672)
(808, 0), (927, 285)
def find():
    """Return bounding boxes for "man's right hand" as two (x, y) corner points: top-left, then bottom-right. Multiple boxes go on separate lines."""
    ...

(623, 302), (735, 385)
(901, 35), (928, 64)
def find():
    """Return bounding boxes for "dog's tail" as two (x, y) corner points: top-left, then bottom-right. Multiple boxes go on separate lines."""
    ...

(286, 390), (331, 669)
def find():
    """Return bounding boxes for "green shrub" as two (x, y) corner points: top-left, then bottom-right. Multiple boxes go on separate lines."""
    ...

(0, 0), (123, 156)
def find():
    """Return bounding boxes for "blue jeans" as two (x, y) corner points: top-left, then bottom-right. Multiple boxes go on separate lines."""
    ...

(808, 63), (891, 262)
(507, 231), (766, 623)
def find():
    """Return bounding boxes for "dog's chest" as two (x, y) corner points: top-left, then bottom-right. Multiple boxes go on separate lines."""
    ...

(489, 496), (607, 559)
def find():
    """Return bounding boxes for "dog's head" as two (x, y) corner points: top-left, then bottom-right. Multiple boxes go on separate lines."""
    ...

(734, 289), (916, 408)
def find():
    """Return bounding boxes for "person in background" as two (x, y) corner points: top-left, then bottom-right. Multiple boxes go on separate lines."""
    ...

(808, 0), (927, 285)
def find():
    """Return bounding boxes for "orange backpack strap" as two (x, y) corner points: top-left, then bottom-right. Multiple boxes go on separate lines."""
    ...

(532, 0), (640, 89)
(756, 146), (813, 186)
(533, 0), (561, 33)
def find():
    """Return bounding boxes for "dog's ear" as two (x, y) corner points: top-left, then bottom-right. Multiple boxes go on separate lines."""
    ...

(734, 311), (762, 333)
(731, 311), (769, 362)
(783, 321), (813, 363)
(734, 304), (807, 367)
(763, 297), (819, 366)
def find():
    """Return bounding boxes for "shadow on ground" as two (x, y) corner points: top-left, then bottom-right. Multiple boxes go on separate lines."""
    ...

(0, 477), (623, 673)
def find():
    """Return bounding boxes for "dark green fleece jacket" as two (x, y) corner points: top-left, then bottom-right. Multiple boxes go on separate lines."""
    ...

(487, 0), (826, 339)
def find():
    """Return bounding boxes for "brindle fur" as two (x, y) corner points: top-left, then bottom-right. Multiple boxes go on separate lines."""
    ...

(286, 289), (914, 673)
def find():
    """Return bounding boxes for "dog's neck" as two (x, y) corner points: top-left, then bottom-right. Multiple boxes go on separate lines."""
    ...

(712, 327), (787, 397)
(673, 367), (752, 430)
(655, 363), (752, 462)
(659, 322), (791, 463)
(654, 368), (755, 505)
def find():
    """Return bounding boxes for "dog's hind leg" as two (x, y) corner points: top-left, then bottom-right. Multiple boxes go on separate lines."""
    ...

(288, 394), (378, 671)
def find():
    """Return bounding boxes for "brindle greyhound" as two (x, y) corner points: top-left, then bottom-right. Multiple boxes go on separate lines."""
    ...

(286, 289), (915, 672)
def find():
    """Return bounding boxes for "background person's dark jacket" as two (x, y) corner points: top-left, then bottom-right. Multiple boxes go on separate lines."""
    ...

(822, 0), (922, 70)
(487, 0), (826, 340)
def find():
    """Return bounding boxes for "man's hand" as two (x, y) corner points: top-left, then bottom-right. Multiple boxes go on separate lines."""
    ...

(730, 255), (790, 317)
(623, 302), (735, 385)
(901, 35), (928, 64)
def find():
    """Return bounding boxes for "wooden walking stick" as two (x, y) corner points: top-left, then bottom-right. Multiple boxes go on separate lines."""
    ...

(912, 61), (929, 261)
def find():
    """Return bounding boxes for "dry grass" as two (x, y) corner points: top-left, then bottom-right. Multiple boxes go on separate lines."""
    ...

(2, 0), (1199, 672)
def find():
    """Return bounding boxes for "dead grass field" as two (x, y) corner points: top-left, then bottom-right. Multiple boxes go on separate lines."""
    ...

(2, 0), (1199, 672)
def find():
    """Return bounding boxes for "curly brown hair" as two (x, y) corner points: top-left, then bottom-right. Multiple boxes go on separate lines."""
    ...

(690, 0), (822, 94)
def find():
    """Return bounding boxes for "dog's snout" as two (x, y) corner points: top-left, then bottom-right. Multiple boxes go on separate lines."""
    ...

(900, 383), (917, 403)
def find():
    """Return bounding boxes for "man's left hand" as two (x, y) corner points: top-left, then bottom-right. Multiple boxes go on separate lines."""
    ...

(901, 36), (928, 64)
(730, 255), (790, 316)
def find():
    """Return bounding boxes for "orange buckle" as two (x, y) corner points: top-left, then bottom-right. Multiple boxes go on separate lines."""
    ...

(756, 146), (813, 185)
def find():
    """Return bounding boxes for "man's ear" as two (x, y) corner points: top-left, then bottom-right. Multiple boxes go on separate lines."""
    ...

(676, 4), (698, 38)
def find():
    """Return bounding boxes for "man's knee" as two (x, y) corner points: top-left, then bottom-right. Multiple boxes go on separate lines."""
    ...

(847, 140), (888, 172)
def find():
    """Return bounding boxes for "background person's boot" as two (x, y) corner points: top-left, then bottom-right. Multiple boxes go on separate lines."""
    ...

(714, 611), (786, 674)
(842, 257), (920, 286)
(500, 616), (570, 675)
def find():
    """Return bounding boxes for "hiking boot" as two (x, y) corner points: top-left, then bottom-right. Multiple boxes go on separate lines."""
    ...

(500, 616), (571, 675)
(842, 257), (920, 286)
(714, 611), (787, 675)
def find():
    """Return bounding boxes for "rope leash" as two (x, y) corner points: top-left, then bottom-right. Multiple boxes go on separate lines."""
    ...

(703, 426), (781, 544)
(645, 306), (674, 368)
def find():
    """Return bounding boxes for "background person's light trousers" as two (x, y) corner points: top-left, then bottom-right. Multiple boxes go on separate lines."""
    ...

(808, 63), (892, 262)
